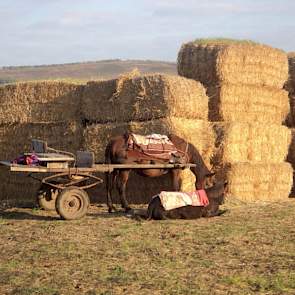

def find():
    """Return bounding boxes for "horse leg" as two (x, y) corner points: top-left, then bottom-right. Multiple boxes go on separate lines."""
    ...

(190, 167), (205, 189)
(117, 170), (132, 212)
(171, 169), (182, 191)
(105, 171), (117, 213)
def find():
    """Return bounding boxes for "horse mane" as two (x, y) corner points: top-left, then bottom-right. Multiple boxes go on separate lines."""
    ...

(168, 133), (200, 158)
(168, 133), (211, 175)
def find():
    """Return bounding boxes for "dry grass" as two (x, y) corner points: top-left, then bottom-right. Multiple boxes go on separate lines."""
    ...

(0, 60), (177, 83)
(0, 200), (295, 295)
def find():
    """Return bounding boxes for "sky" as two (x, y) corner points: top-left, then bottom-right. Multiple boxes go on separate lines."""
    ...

(1, 0), (295, 67)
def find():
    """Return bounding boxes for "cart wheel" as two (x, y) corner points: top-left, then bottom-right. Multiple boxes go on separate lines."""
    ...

(55, 186), (89, 220)
(37, 184), (59, 211)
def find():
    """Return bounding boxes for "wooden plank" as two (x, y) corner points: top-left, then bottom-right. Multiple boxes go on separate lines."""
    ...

(0, 161), (196, 173)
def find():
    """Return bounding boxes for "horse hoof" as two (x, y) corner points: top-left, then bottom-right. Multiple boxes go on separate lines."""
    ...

(108, 206), (117, 213)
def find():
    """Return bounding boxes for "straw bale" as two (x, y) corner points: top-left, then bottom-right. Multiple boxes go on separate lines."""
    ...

(0, 169), (40, 204)
(214, 162), (293, 202)
(0, 121), (82, 160)
(83, 117), (214, 203)
(289, 172), (295, 197)
(178, 42), (288, 88)
(286, 53), (295, 93)
(0, 81), (83, 124)
(82, 122), (130, 162)
(81, 74), (208, 123)
(83, 117), (214, 165)
(286, 128), (295, 169)
(212, 122), (291, 165)
(207, 84), (289, 123)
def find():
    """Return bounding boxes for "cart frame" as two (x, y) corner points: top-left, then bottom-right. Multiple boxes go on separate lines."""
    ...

(0, 160), (196, 220)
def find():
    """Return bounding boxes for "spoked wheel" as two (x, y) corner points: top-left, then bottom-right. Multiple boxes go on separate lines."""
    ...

(37, 183), (59, 211)
(55, 186), (89, 220)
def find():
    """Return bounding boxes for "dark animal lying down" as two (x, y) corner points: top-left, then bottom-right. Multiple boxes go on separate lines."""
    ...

(145, 181), (227, 220)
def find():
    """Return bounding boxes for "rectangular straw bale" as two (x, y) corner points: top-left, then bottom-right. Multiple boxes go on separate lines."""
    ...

(81, 74), (208, 123)
(83, 117), (214, 164)
(82, 122), (130, 162)
(178, 41), (288, 88)
(127, 117), (214, 166)
(0, 121), (82, 160)
(212, 122), (291, 164)
(0, 169), (40, 204)
(286, 53), (295, 93)
(286, 128), (295, 168)
(0, 82), (83, 124)
(284, 98), (293, 127)
(83, 117), (214, 203)
(215, 162), (293, 202)
(207, 83), (289, 123)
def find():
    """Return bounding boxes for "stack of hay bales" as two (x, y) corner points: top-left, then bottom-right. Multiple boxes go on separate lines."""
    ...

(285, 53), (295, 196)
(0, 81), (83, 204)
(81, 72), (214, 203)
(285, 53), (295, 126)
(178, 39), (292, 201)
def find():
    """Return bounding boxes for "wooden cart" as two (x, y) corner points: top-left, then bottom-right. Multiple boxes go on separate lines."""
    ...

(0, 140), (196, 220)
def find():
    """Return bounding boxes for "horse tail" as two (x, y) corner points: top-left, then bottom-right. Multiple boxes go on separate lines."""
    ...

(105, 141), (117, 212)
(105, 141), (112, 164)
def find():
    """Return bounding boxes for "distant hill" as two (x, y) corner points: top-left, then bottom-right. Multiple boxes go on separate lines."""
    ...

(0, 59), (177, 84)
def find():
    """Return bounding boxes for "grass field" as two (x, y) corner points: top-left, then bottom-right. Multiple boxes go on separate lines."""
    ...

(0, 60), (176, 84)
(1, 199), (295, 295)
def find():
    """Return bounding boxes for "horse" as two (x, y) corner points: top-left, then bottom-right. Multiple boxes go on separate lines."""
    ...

(145, 181), (227, 220)
(105, 132), (215, 213)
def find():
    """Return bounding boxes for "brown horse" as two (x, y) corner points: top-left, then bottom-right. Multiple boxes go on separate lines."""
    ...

(105, 132), (214, 213)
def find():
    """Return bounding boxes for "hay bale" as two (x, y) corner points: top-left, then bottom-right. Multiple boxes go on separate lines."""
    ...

(178, 40), (288, 88)
(83, 117), (214, 203)
(284, 54), (295, 126)
(82, 122), (130, 162)
(212, 122), (291, 164)
(0, 121), (83, 160)
(215, 162), (293, 202)
(207, 84), (289, 123)
(81, 74), (208, 123)
(0, 169), (40, 204)
(286, 52), (295, 93)
(0, 82), (83, 124)
(83, 117), (214, 164)
(286, 128), (295, 169)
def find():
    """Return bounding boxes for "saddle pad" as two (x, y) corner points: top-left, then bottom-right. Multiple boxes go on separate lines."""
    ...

(158, 190), (209, 211)
(131, 133), (176, 152)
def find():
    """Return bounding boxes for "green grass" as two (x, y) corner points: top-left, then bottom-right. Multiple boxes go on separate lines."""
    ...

(193, 37), (259, 46)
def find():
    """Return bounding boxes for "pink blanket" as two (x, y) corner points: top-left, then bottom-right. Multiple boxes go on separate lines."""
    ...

(158, 189), (209, 211)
